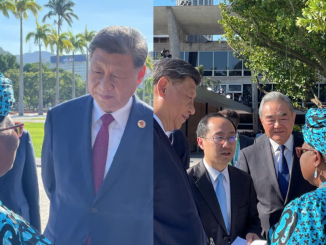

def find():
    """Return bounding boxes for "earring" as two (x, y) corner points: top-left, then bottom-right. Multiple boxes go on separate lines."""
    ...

(314, 167), (318, 179)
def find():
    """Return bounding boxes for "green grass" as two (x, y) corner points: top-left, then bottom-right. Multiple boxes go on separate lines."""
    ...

(23, 122), (44, 158)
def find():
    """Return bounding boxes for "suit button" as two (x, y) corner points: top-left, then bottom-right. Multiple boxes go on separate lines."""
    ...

(91, 208), (97, 213)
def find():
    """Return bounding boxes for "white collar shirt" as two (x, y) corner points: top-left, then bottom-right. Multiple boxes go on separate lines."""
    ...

(203, 159), (231, 233)
(269, 134), (294, 177)
(92, 97), (132, 179)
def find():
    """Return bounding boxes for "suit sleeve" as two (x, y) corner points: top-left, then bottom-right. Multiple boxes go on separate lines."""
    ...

(246, 176), (262, 236)
(238, 150), (250, 174)
(41, 110), (56, 199)
(22, 131), (41, 231)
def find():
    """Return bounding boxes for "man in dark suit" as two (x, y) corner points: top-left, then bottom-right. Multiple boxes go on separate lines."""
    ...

(153, 58), (209, 245)
(187, 113), (261, 245)
(168, 129), (190, 170)
(42, 26), (153, 245)
(0, 129), (40, 231)
(239, 91), (315, 237)
(220, 110), (254, 167)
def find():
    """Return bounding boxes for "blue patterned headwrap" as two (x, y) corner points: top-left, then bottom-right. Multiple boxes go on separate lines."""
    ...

(0, 73), (15, 123)
(302, 108), (326, 155)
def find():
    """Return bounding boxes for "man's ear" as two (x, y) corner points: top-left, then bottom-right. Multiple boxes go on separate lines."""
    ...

(197, 137), (205, 151)
(156, 77), (169, 98)
(137, 66), (146, 85)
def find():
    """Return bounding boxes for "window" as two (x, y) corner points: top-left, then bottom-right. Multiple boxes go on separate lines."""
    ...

(228, 51), (242, 76)
(228, 85), (242, 93)
(199, 52), (213, 71)
(214, 51), (227, 76)
(185, 52), (198, 67)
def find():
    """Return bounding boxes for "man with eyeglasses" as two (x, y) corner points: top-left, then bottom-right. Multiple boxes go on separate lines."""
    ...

(187, 112), (261, 245)
(238, 91), (315, 237)
(0, 74), (50, 244)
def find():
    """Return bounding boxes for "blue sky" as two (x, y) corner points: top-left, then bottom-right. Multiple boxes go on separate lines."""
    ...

(0, 0), (153, 55)
(154, 0), (176, 6)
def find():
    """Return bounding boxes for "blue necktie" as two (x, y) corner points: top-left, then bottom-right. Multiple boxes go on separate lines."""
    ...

(216, 173), (229, 233)
(278, 145), (289, 200)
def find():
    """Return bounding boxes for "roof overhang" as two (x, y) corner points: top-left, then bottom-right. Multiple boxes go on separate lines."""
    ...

(195, 86), (252, 113)
(154, 5), (224, 35)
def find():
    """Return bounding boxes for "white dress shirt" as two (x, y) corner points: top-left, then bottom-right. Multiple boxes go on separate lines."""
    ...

(203, 159), (231, 233)
(92, 98), (132, 179)
(154, 114), (166, 133)
(269, 134), (294, 177)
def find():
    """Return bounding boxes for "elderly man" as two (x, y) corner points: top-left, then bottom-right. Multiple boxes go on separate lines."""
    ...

(42, 26), (153, 245)
(239, 91), (315, 237)
(187, 113), (261, 245)
(0, 74), (50, 244)
(153, 58), (209, 245)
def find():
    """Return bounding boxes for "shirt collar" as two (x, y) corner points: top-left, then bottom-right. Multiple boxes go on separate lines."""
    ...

(154, 114), (165, 133)
(203, 158), (230, 184)
(269, 134), (294, 153)
(92, 97), (133, 129)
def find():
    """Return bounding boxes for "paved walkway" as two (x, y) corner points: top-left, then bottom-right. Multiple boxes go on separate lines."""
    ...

(11, 114), (46, 123)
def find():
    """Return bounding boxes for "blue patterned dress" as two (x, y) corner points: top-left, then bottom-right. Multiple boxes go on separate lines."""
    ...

(0, 202), (51, 245)
(268, 187), (326, 245)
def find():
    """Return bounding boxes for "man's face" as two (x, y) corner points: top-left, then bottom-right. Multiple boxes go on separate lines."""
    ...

(260, 99), (296, 145)
(0, 130), (19, 177)
(165, 77), (196, 130)
(198, 117), (237, 167)
(88, 48), (146, 113)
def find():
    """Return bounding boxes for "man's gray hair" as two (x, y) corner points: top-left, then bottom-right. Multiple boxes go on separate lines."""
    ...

(153, 58), (201, 86)
(0, 116), (14, 136)
(259, 91), (295, 117)
(89, 26), (148, 69)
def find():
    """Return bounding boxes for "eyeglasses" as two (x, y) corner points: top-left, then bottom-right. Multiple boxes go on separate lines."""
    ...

(295, 147), (316, 158)
(0, 122), (24, 138)
(201, 135), (237, 144)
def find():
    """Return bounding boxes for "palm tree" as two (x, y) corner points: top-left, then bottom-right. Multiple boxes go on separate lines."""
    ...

(26, 21), (51, 115)
(0, 0), (15, 18)
(81, 25), (96, 94)
(67, 31), (85, 99)
(43, 0), (78, 105)
(14, 0), (41, 115)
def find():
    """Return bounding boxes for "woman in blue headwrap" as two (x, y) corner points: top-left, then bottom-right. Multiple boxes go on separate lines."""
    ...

(0, 73), (51, 244)
(268, 108), (326, 245)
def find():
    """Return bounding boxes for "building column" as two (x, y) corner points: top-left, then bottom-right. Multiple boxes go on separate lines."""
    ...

(252, 82), (259, 133)
(166, 6), (180, 59)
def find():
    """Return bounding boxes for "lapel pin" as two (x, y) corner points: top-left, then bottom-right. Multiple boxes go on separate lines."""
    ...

(138, 120), (146, 128)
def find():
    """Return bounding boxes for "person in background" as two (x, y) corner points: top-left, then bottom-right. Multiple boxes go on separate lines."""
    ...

(268, 108), (326, 244)
(167, 129), (190, 170)
(0, 73), (50, 244)
(239, 92), (315, 237)
(220, 110), (254, 168)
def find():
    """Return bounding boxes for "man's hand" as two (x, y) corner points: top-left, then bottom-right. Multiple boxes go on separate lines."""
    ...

(246, 233), (259, 245)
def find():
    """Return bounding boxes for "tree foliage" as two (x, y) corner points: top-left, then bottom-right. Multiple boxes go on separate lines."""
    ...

(219, 0), (326, 108)
(0, 53), (19, 73)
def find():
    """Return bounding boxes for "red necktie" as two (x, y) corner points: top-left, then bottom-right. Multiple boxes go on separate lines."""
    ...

(85, 114), (114, 245)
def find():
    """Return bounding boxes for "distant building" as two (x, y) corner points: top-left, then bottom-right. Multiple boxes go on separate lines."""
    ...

(50, 54), (86, 81)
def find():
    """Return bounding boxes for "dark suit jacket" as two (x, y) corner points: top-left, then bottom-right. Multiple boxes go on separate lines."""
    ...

(42, 95), (153, 245)
(169, 129), (190, 170)
(239, 133), (316, 236)
(0, 130), (40, 231)
(154, 119), (208, 245)
(239, 134), (254, 150)
(187, 161), (261, 245)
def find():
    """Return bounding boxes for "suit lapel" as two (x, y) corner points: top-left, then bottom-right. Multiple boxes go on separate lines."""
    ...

(94, 96), (149, 202)
(78, 95), (94, 197)
(286, 134), (303, 203)
(259, 135), (284, 201)
(194, 161), (228, 234)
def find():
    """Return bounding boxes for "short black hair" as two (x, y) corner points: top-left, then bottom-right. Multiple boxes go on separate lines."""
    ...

(219, 110), (240, 128)
(153, 58), (201, 86)
(196, 112), (237, 137)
